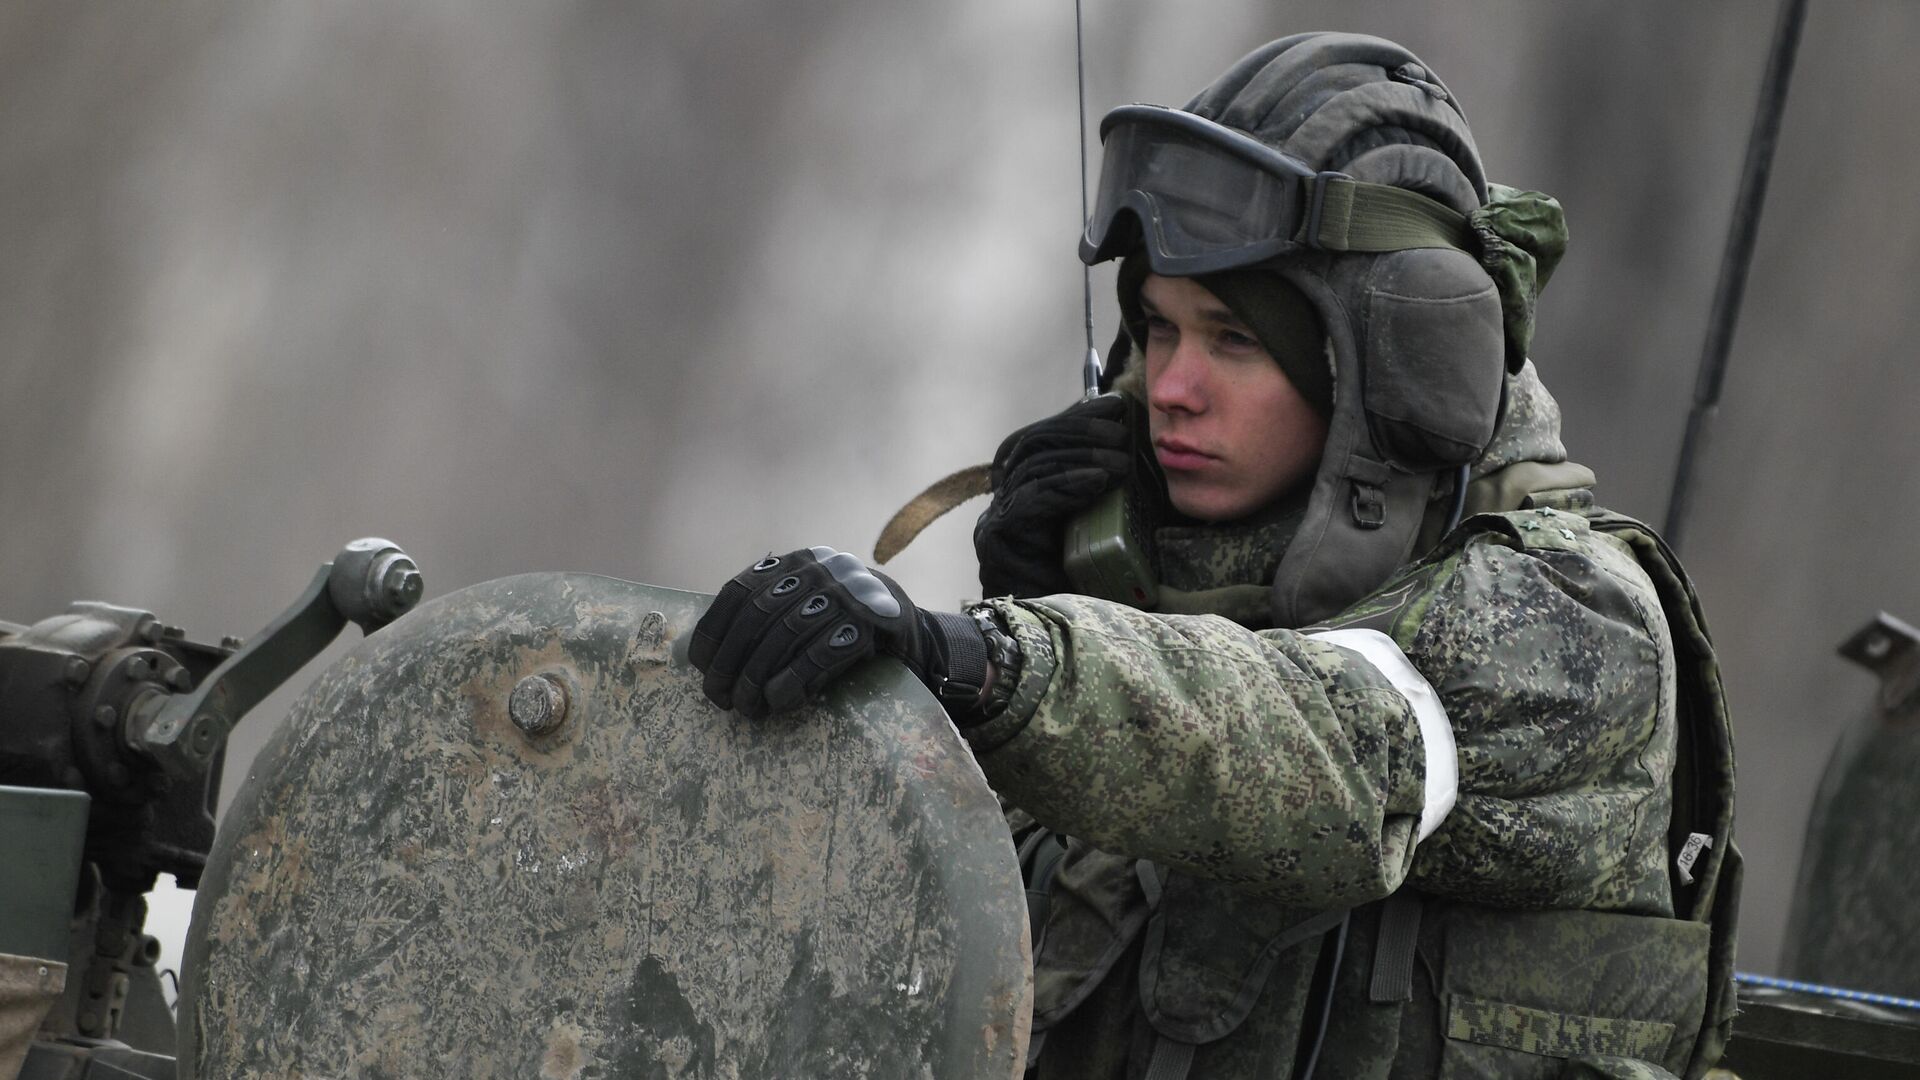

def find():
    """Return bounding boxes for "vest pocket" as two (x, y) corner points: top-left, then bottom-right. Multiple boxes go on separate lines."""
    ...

(1433, 904), (1710, 1080)
(1444, 995), (1677, 1078)
(1028, 844), (1152, 1030)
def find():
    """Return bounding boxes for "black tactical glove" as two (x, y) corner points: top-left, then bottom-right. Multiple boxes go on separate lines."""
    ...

(974, 394), (1131, 598)
(690, 546), (990, 720)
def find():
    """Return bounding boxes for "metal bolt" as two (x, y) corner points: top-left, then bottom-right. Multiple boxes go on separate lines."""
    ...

(382, 565), (424, 611)
(509, 673), (569, 738)
(93, 705), (117, 729)
(64, 657), (92, 686)
(220, 635), (243, 651)
(167, 666), (193, 692)
(127, 656), (151, 681)
(139, 621), (163, 645)
(190, 715), (219, 755)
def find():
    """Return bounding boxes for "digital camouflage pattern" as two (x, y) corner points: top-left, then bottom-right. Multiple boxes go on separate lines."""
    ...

(1466, 184), (1570, 372)
(1153, 496), (1304, 596)
(1444, 996), (1672, 1060)
(959, 359), (1720, 1078)
(970, 507), (1675, 918)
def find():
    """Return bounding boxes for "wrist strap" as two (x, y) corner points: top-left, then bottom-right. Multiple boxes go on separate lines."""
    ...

(962, 606), (1022, 726)
(923, 609), (990, 709)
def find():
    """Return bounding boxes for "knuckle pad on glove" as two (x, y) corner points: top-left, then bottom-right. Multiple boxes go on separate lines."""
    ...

(804, 629), (872, 686)
(784, 593), (839, 632)
(765, 622), (865, 715)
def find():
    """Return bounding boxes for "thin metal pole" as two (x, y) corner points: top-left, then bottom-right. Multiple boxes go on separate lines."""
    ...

(1662, 0), (1809, 550)
(1076, 0), (1102, 400)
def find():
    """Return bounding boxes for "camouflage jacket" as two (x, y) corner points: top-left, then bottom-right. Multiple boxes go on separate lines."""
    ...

(970, 504), (1675, 917)
(960, 368), (1731, 1079)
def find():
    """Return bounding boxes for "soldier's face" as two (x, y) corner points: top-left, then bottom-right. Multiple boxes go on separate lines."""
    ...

(1140, 274), (1328, 522)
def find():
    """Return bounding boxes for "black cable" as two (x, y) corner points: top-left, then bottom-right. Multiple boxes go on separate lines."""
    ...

(1446, 463), (1470, 533)
(1295, 912), (1351, 1080)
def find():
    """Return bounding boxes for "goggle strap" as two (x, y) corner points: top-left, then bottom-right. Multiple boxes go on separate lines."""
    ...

(1305, 176), (1476, 255)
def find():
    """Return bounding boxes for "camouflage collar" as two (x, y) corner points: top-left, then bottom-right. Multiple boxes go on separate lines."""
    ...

(1154, 493), (1309, 597)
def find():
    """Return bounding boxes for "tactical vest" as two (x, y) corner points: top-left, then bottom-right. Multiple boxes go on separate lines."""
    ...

(1016, 506), (1739, 1080)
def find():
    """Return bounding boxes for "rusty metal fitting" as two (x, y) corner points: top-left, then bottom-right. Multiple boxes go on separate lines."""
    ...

(509, 672), (570, 738)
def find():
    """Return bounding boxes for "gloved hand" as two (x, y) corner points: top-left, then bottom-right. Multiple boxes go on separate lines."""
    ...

(690, 546), (989, 720)
(974, 394), (1132, 598)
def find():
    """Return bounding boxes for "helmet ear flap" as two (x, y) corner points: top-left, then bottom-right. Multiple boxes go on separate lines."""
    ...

(1359, 248), (1506, 471)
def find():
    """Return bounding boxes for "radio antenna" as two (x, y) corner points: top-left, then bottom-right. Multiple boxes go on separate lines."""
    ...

(1076, 0), (1101, 400)
(1662, 0), (1808, 551)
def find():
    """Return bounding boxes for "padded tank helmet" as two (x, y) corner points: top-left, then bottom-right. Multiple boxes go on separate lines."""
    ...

(1082, 32), (1511, 626)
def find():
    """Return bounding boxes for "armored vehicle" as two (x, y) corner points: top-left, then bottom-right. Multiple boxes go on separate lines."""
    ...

(8, 1), (1920, 1077)
(1, 544), (1032, 1078)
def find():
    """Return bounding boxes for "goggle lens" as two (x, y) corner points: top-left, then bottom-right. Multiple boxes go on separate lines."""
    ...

(1082, 107), (1318, 273)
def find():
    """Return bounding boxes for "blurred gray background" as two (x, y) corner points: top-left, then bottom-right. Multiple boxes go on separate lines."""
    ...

(4, 1), (1915, 977)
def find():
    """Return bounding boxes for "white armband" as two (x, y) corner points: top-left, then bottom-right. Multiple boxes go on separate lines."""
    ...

(1307, 628), (1457, 843)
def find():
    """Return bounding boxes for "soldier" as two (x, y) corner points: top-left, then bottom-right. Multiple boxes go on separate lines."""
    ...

(691, 32), (1737, 1080)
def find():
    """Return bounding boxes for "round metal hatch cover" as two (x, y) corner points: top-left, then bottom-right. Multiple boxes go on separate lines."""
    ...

(180, 573), (1030, 1079)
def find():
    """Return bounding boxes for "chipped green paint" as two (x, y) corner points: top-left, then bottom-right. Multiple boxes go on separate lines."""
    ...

(179, 574), (1030, 1079)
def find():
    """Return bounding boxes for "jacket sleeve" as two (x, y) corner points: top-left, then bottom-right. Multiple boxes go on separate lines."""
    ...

(966, 593), (1433, 910)
(1400, 515), (1676, 916)
(967, 509), (1675, 916)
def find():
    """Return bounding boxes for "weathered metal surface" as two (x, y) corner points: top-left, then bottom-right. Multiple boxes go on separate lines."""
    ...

(0, 786), (89, 962)
(1781, 612), (1920, 997)
(179, 573), (1031, 1079)
(1722, 984), (1920, 1080)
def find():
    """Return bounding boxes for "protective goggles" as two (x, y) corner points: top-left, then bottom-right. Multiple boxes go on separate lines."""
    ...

(1079, 104), (1473, 274)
